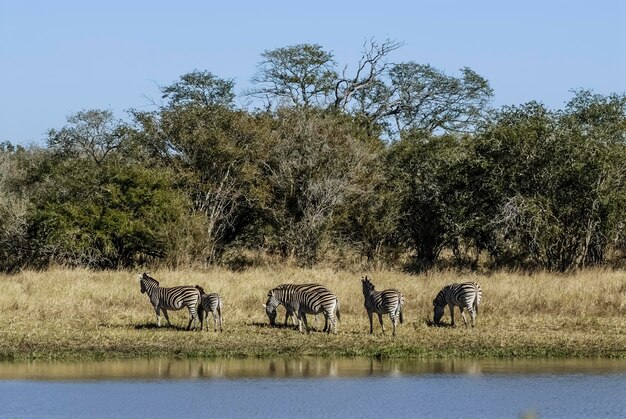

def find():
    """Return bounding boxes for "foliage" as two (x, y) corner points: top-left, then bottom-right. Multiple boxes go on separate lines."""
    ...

(259, 109), (381, 265)
(462, 93), (626, 270)
(1, 40), (625, 272)
(387, 133), (469, 270)
(251, 43), (338, 108)
(160, 70), (236, 108)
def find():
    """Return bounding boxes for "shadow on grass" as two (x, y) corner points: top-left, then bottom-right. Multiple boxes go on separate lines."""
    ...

(425, 320), (454, 328)
(133, 323), (192, 331)
(250, 321), (331, 333)
(250, 321), (298, 330)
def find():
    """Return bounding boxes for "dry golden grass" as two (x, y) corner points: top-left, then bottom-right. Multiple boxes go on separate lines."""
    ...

(0, 267), (624, 360)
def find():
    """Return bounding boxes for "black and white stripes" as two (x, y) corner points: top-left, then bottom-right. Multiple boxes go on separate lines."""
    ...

(361, 276), (405, 336)
(139, 273), (201, 330)
(137, 273), (484, 334)
(264, 283), (340, 334)
(433, 282), (482, 327)
(195, 285), (223, 332)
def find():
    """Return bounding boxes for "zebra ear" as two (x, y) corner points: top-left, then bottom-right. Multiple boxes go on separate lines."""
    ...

(262, 304), (267, 308)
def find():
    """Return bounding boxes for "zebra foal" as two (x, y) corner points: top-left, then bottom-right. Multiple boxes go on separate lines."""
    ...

(433, 282), (482, 327)
(263, 283), (340, 334)
(361, 276), (405, 336)
(139, 273), (201, 330)
(195, 285), (223, 332)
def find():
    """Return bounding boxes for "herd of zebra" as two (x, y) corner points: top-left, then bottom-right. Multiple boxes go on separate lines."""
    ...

(139, 272), (483, 335)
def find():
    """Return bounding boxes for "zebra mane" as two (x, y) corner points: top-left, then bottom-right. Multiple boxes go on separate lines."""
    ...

(195, 285), (205, 294)
(141, 272), (159, 286)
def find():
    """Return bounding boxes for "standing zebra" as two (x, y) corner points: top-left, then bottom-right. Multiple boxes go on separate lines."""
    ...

(195, 285), (223, 332)
(263, 283), (340, 334)
(139, 273), (201, 330)
(361, 276), (405, 336)
(433, 282), (482, 327)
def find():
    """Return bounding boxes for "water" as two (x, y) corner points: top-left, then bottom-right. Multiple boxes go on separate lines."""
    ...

(0, 358), (624, 418)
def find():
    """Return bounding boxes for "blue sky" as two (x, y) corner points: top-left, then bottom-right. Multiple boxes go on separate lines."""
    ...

(1, 0), (624, 145)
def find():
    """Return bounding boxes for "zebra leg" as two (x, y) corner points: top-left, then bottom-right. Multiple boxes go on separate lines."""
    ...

(212, 310), (218, 332)
(294, 311), (304, 334)
(155, 307), (162, 327)
(323, 312), (333, 335)
(390, 314), (397, 337)
(162, 309), (172, 327)
(297, 311), (310, 334)
(302, 313), (311, 334)
(459, 307), (468, 327)
(197, 307), (205, 331)
(367, 310), (374, 334)
(448, 304), (455, 326)
(470, 308), (476, 327)
(378, 313), (385, 334)
(217, 307), (223, 332)
(186, 306), (199, 331)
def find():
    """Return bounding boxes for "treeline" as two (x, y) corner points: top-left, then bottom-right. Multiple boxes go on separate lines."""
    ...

(1, 40), (625, 272)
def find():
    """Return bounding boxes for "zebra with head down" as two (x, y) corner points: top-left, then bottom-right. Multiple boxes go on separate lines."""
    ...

(433, 282), (482, 327)
(264, 283), (340, 334)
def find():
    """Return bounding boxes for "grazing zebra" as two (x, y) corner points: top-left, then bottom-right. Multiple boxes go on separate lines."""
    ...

(263, 284), (340, 334)
(361, 276), (405, 336)
(282, 298), (340, 332)
(195, 285), (223, 332)
(433, 282), (482, 327)
(139, 273), (201, 330)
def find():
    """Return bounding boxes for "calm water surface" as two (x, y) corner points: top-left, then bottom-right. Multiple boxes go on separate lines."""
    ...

(0, 358), (625, 418)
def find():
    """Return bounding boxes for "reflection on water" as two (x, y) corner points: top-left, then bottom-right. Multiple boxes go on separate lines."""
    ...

(0, 358), (625, 418)
(0, 357), (625, 381)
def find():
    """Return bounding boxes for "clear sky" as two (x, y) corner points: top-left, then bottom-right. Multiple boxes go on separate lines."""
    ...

(1, 0), (624, 145)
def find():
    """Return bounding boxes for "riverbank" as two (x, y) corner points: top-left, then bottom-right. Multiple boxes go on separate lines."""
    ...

(0, 268), (624, 360)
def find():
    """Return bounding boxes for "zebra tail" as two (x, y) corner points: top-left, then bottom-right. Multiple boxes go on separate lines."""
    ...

(399, 292), (405, 324)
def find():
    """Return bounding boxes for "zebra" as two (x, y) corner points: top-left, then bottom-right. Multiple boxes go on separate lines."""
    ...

(361, 276), (405, 336)
(263, 283), (340, 334)
(139, 273), (201, 330)
(195, 285), (223, 332)
(282, 298), (340, 332)
(433, 282), (482, 327)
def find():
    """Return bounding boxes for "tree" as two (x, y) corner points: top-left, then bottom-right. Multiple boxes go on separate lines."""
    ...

(250, 44), (338, 108)
(332, 38), (403, 112)
(0, 143), (32, 272)
(387, 132), (468, 270)
(463, 93), (626, 270)
(132, 77), (268, 264)
(354, 63), (493, 136)
(160, 70), (235, 108)
(47, 109), (128, 165)
(260, 109), (380, 265)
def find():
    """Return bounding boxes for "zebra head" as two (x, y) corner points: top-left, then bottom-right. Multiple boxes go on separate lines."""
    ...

(263, 290), (279, 326)
(361, 276), (375, 296)
(432, 286), (450, 324)
(139, 272), (158, 294)
(433, 305), (445, 324)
